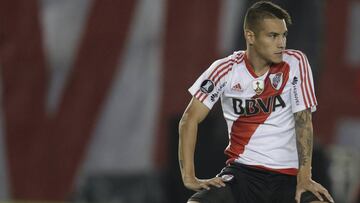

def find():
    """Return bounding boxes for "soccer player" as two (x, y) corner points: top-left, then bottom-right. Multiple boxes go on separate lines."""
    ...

(178, 1), (334, 203)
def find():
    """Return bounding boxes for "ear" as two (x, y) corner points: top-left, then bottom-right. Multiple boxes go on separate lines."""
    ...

(244, 29), (255, 45)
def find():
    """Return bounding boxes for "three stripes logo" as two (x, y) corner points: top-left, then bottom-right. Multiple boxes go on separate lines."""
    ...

(231, 83), (242, 92)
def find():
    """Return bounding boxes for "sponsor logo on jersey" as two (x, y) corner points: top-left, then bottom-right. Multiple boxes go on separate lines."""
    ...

(252, 80), (264, 95)
(292, 77), (300, 105)
(231, 83), (242, 92)
(232, 95), (286, 116)
(210, 82), (227, 102)
(200, 79), (215, 94)
(291, 76), (298, 85)
(269, 72), (283, 90)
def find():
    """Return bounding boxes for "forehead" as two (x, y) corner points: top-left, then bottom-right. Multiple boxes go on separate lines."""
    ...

(258, 18), (287, 33)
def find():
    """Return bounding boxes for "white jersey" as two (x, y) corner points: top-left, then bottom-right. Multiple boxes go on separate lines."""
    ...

(188, 50), (317, 175)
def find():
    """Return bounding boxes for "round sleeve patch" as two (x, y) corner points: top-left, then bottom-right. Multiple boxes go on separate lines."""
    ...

(200, 79), (215, 94)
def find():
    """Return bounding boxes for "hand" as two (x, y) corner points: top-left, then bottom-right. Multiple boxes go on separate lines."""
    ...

(295, 178), (334, 203)
(182, 176), (226, 192)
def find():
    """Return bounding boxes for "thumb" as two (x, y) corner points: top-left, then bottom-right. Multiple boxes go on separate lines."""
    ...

(295, 190), (304, 203)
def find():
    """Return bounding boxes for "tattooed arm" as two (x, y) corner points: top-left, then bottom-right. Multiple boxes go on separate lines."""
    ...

(294, 109), (313, 178)
(294, 109), (334, 203)
(178, 97), (225, 191)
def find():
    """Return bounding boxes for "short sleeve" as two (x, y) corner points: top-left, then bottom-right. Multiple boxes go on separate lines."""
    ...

(290, 51), (318, 113)
(188, 57), (233, 109)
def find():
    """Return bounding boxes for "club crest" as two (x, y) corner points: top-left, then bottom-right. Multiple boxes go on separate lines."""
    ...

(269, 72), (283, 90)
(252, 80), (264, 95)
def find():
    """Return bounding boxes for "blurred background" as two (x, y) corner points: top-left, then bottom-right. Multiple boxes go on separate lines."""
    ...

(0, 0), (359, 202)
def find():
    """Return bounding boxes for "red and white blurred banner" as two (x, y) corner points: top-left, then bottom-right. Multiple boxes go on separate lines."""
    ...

(0, 0), (246, 200)
(315, 0), (360, 146)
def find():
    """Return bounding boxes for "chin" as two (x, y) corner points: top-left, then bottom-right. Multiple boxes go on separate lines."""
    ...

(272, 56), (283, 64)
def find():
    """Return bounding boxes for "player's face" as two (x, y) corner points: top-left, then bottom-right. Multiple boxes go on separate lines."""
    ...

(253, 18), (288, 64)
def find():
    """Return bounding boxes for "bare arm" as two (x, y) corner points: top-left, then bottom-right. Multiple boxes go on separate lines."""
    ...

(179, 97), (209, 180)
(294, 109), (313, 178)
(179, 97), (225, 191)
(294, 109), (334, 203)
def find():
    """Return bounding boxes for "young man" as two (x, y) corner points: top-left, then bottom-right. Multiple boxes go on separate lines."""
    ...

(178, 1), (334, 203)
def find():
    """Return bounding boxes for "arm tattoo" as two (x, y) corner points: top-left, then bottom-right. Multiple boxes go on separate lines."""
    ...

(294, 109), (313, 168)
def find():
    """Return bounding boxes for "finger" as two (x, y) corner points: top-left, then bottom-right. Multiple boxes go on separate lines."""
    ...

(190, 181), (207, 191)
(208, 180), (223, 188)
(295, 190), (304, 203)
(214, 177), (226, 187)
(311, 190), (324, 202)
(320, 190), (334, 203)
(185, 184), (201, 192)
(193, 187), (201, 192)
(314, 184), (334, 203)
(185, 182), (203, 192)
(199, 183), (211, 190)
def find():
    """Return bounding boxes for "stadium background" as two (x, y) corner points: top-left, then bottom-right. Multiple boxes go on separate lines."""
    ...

(0, 0), (359, 202)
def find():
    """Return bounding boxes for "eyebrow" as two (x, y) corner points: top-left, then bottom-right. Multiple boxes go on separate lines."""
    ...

(268, 31), (288, 36)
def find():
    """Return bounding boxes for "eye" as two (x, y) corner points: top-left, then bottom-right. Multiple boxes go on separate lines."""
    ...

(269, 33), (277, 38)
(268, 33), (278, 38)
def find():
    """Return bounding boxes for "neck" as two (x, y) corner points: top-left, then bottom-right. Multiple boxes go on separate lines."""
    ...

(246, 49), (271, 76)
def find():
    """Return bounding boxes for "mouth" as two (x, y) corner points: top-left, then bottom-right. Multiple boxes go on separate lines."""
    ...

(274, 51), (283, 55)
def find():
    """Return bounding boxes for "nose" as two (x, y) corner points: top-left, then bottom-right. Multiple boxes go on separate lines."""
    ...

(278, 36), (286, 49)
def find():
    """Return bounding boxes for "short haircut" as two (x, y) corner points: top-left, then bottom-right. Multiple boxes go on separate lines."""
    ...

(244, 1), (292, 33)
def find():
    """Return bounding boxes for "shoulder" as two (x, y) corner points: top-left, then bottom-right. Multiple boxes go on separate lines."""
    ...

(283, 49), (308, 64)
(203, 51), (245, 83)
(231, 50), (246, 64)
(282, 49), (311, 73)
(213, 50), (245, 65)
(208, 50), (245, 73)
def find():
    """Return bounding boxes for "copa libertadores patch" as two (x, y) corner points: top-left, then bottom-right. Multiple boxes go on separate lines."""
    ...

(200, 79), (215, 94)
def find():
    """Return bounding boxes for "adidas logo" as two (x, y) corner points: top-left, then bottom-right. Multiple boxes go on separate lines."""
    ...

(231, 83), (242, 92)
